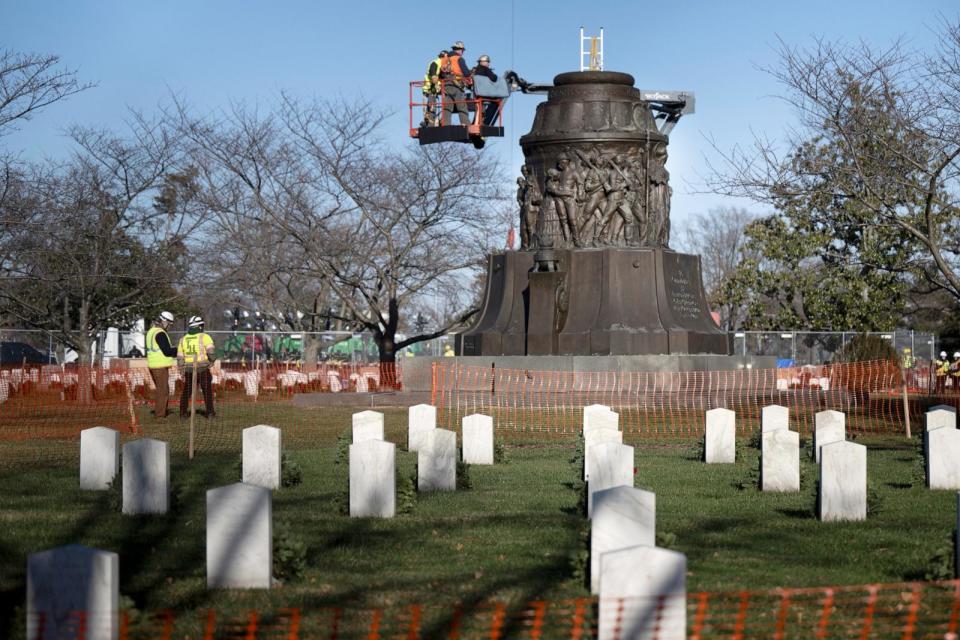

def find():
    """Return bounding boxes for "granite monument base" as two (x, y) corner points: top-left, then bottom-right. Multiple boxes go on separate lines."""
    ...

(458, 248), (730, 357)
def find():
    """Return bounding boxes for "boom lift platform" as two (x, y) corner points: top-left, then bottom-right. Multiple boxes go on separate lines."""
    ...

(408, 74), (695, 146)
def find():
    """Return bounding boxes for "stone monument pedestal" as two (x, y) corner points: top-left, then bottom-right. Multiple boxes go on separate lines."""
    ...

(458, 248), (730, 356)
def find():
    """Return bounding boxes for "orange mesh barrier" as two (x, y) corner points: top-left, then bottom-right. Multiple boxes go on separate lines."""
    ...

(25, 581), (960, 639)
(431, 359), (932, 436)
(0, 362), (399, 428)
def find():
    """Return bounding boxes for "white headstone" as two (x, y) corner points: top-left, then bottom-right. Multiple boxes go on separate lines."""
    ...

(591, 486), (656, 594)
(417, 428), (457, 492)
(242, 425), (282, 489)
(350, 439), (396, 517)
(926, 405), (957, 431)
(584, 427), (624, 480)
(206, 483), (272, 589)
(584, 406), (619, 438)
(27, 544), (119, 640)
(761, 404), (789, 432)
(704, 408), (735, 464)
(813, 410), (846, 462)
(327, 371), (342, 393)
(587, 442), (635, 517)
(583, 404), (613, 429)
(761, 429), (800, 492)
(927, 426), (960, 490)
(408, 404), (437, 452)
(122, 438), (169, 514)
(80, 427), (119, 490)
(352, 410), (384, 443)
(243, 370), (259, 397)
(462, 413), (494, 465)
(818, 440), (867, 522)
(597, 545), (686, 640)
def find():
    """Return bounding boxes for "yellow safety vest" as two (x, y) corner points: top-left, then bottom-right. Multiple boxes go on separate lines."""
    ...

(936, 359), (949, 376)
(145, 326), (175, 369)
(424, 56), (445, 93)
(178, 332), (214, 366)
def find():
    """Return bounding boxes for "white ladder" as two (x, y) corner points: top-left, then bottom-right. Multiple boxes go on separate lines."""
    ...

(579, 27), (604, 71)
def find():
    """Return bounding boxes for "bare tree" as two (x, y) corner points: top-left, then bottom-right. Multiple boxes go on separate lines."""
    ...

(0, 115), (202, 399)
(707, 21), (960, 305)
(675, 207), (758, 329)
(174, 95), (507, 378)
(0, 49), (93, 136)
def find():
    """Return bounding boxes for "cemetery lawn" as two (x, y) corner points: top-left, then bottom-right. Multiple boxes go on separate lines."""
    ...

(0, 405), (953, 635)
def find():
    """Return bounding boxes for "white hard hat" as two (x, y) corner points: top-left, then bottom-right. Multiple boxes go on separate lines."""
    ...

(954, 352), (959, 359)
(188, 315), (204, 327)
(941, 351), (948, 358)
(159, 311), (174, 323)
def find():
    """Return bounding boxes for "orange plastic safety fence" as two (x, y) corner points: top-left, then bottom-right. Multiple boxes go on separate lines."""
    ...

(0, 362), (400, 444)
(431, 359), (936, 437)
(26, 581), (960, 639)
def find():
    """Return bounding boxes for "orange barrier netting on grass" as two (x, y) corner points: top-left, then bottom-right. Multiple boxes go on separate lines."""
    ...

(25, 580), (960, 639)
(0, 359), (954, 450)
(431, 359), (941, 437)
(0, 362), (399, 444)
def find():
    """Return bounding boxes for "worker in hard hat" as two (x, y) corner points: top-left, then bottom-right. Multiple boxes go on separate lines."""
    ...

(178, 315), (217, 419)
(421, 50), (447, 127)
(935, 350), (950, 395)
(440, 41), (472, 126)
(470, 54), (509, 126)
(145, 311), (177, 418)
(443, 344), (455, 357)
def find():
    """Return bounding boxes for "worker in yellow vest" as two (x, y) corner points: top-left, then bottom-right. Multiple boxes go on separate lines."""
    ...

(421, 50), (447, 127)
(934, 350), (949, 395)
(145, 311), (177, 418)
(178, 315), (216, 419)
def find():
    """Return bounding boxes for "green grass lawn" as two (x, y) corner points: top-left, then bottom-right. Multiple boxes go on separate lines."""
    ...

(0, 405), (955, 637)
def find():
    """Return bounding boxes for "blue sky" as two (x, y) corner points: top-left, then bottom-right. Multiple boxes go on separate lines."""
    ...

(2, 0), (956, 228)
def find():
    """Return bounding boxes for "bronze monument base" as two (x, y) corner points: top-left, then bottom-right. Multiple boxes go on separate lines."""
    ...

(458, 248), (730, 356)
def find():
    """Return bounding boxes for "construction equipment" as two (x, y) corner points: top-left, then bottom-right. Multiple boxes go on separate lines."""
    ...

(408, 29), (696, 146)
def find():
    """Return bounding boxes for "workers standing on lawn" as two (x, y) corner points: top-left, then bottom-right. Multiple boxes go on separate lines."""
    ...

(935, 350), (949, 395)
(145, 311), (177, 418)
(178, 315), (217, 419)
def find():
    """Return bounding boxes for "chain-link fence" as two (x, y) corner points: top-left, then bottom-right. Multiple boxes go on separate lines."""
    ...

(0, 328), (937, 367)
(0, 329), (457, 366)
(731, 330), (936, 366)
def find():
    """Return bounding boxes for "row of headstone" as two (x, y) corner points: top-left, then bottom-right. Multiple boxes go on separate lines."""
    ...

(348, 408), (494, 516)
(705, 405), (868, 520)
(580, 406), (685, 640)
(81, 424), (285, 509)
(30, 478), (276, 637)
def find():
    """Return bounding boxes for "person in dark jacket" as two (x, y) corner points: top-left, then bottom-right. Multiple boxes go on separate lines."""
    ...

(441, 41), (472, 125)
(472, 54), (501, 125)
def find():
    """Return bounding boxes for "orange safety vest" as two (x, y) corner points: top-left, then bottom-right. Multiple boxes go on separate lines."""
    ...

(442, 53), (466, 83)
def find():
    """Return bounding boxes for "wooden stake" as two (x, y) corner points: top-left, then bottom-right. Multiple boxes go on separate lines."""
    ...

(189, 353), (197, 460)
(902, 368), (912, 439)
